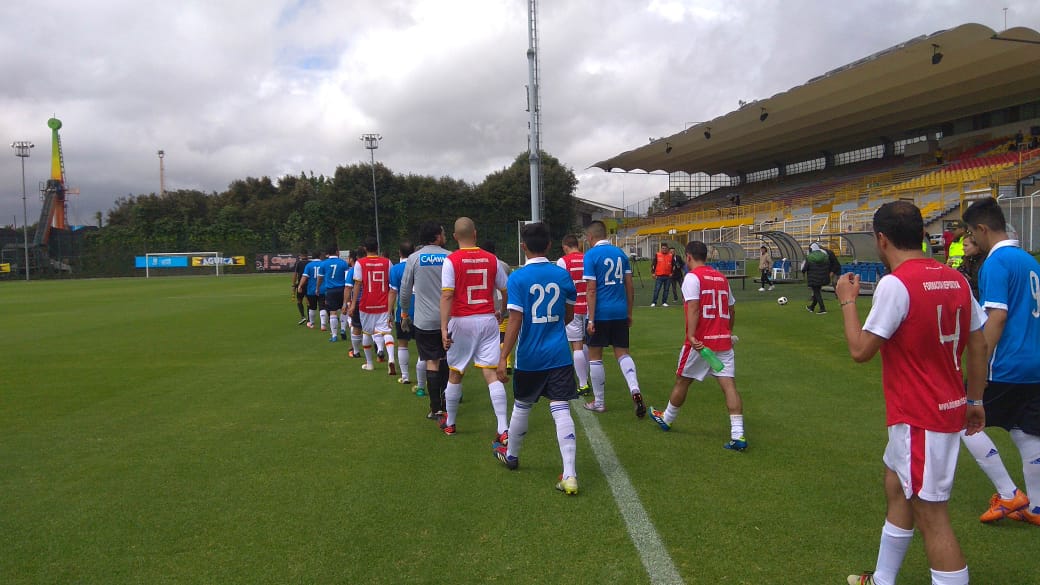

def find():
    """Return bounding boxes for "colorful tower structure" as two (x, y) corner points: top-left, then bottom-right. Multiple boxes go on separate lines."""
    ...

(34, 117), (70, 246)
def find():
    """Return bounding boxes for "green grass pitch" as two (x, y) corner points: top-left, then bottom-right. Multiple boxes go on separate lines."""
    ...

(0, 272), (1034, 584)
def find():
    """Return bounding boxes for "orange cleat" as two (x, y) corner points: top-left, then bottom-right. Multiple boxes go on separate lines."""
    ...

(980, 490), (1029, 523)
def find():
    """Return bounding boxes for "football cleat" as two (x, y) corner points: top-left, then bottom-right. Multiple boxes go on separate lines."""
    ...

(425, 410), (443, 420)
(576, 383), (592, 397)
(306, 322), (315, 329)
(649, 407), (671, 431)
(397, 376), (409, 384)
(441, 423), (456, 436)
(650, 303), (656, 307)
(632, 392), (646, 418)
(847, 572), (876, 585)
(493, 444), (518, 470)
(415, 386), (426, 397)
(758, 287), (766, 292)
(377, 350), (386, 362)
(980, 489), (1029, 523)
(328, 335), (338, 343)
(661, 302), (669, 307)
(361, 363), (375, 371)
(555, 475), (579, 495)
(387, 362), (397, 376)
(582, 402), (606, 413)
(724, 436), (748, 451)
(495, 430), (509, 446)
(297, 318), (307, 326)
(1007, 506), (1040, 526)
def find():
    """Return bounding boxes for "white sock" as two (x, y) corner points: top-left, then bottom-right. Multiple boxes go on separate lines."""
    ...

(445, 382), (463, 426)
(351, 333), (363, 355)
(329, 315), (340, 336)
(362, 334), (374, 365)
(617, 354), (640, 394)
(488, 380), (508, 434)
(931, 566), (969, 585)
(506, 400), (532, 459)
(397, 346), (410, 381)
(872, 520), (914, 585)
(1010, 428), (1040, 513)
(961, 430), (1017, 499)
(416, 360), (428, 388)
(590, 360), (606, 406)
(573, 349), (589, 387)
(320, 309), (328, 328)
(551, 401), (577, 478)
(308, 309), (316, 325)
(384, 335), (395, 363)
(664, 402), (681, 425)
(730, 414), (745, 440)
(373, 333), (386, 356)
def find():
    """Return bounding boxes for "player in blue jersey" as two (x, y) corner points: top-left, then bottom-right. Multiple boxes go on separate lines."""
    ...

(494, 222), (580, 495)
(581, 220), (645, 418)
(317, 246), (350, 342)
(388, 241), (427, 394)
(296, 250), (323, 329)
(963, 197), (1040, 526)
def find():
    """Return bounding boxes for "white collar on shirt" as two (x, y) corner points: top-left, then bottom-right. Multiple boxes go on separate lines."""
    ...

(524, 256), (550, 266)
(593, 239), (610, 247)
(986, 238), (1020, 259)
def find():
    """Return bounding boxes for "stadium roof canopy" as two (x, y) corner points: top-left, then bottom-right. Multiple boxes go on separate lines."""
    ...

(593, 23), (1040, 178)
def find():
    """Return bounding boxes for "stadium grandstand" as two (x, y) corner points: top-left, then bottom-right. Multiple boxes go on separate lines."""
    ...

(594, 22), (1040, 285)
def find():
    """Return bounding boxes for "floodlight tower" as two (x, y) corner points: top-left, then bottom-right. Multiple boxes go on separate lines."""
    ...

(526, 0), (542, 223)
(157, 150), (166, 197)
(11, 140), (34, 281)
(361, 133), (383, 254)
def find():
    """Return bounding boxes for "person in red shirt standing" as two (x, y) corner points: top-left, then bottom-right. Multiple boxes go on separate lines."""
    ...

(837, 201), (987, 585)
(349, 237), (396, 375)
(556, 234), (590, 395)
(649, 240), (748, 451)
(439, 217), (509, 440)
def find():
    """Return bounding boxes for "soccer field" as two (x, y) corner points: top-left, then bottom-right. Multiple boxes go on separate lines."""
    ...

(0, 274), (1033, 584)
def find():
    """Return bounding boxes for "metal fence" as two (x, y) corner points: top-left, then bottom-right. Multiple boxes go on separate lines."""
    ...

(999, 193), (1040, 252)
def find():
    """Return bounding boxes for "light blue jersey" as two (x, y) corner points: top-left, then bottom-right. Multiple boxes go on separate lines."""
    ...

(321, 256), (349, 290)
(979, 240), (1040, 383)
(507, 258), (576, 372)
(388, 260), (413, 322)
(304, 259), (321, 296)
(345, 266), (361, 302)
(582, 240), (631, 321)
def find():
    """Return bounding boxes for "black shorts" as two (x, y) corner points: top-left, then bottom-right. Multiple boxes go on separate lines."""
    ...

(325, 288), (345, 312)
(318, 295), (329, 312)
(513, 365), (578, 404)
(587, 319), (630, 348)
(395, 320), (413, 341)
(295, 288), (305, 302)
(306, 294), (318, 310)
(984, 381), (1040, 435)
(414, 327), (446, 362)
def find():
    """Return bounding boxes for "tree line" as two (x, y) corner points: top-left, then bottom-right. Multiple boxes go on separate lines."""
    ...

(77, 151), (578, 275)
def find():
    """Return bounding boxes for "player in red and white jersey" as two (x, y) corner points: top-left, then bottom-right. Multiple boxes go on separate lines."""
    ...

(648, 241), (748, 452)
(556, 234), (590, 394)
(349, 237), (396, 375)
(837, 201), (987, 585)
(438, 217), (509, 439)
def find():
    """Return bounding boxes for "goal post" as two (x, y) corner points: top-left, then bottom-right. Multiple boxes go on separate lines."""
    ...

(142, 252), (224, 278)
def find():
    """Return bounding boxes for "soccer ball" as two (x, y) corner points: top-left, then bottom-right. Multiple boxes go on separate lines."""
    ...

(777, 296), (789, 305)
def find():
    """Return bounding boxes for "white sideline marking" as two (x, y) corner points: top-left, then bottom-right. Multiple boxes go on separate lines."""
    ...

(575, 407), (685, 585)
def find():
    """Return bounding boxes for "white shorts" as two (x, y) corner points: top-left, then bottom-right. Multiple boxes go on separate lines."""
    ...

(565, 314), (588, 343)
(676, 345), (735, 381)
(447, 314), (501, 373)
(360, 312), (392, 336)
(883, 423), (960, 502)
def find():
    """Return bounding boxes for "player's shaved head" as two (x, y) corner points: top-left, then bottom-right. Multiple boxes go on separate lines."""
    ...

(585, 220), (606, 241)
(453, 217), (477, 245)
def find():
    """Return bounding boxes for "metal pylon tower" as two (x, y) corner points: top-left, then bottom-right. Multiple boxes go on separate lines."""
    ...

(526, 0), (544, 223)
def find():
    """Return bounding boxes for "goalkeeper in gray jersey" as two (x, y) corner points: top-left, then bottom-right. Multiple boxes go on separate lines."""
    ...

(400, 221), (452, 420)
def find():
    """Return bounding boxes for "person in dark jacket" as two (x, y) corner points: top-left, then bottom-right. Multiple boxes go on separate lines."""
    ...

(669, 246), (685, 302)
(802, 242), (839, 314)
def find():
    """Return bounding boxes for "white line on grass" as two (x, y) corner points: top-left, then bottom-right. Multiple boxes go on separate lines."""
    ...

(575, 407), (685, 585)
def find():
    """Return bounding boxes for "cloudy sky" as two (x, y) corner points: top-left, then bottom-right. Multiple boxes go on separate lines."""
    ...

(0, 0), (1035, 227)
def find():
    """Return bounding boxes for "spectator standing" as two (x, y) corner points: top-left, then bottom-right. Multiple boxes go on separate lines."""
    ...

(757, 245), (775, 292)
(802, 242), (831, 314)
(838, 201), (987, 585)
(650, 242), (673, 307)
(945, 221), (968, 269)
(669, 246), (684, 302)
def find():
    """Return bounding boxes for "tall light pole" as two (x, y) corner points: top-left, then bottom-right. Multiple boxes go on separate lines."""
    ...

(11, 141), (34, 281)
(157, 150), (165, 197)
(361, 133), (382, 254)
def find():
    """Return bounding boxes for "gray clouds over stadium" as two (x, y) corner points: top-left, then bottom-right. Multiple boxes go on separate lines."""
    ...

(0, 0), (1035, 225)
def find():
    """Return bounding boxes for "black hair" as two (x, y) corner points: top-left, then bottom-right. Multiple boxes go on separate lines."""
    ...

(479, 240), (497, 255)
(363, 236), (379, 254)
(872, 200), (924, 251)
(962, 197), (1007, 233)
(520, 222), (551, 254)
(418, 221), (443, 245)
(326, 245), (339, 257)
(399, 240), (415, 258)
(685, 240), (708, 261)
(562, 234), (579, 249)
